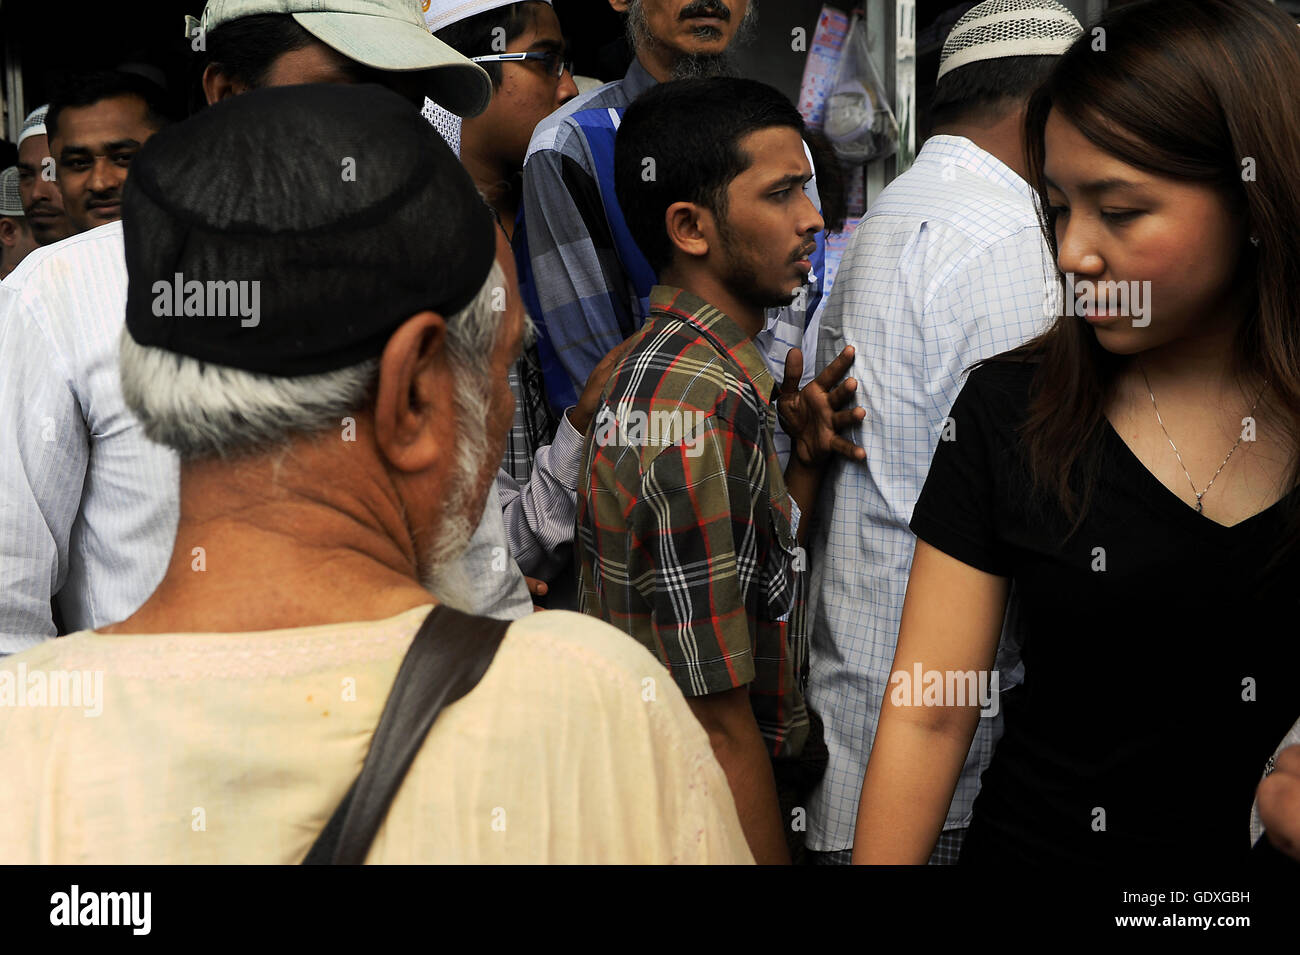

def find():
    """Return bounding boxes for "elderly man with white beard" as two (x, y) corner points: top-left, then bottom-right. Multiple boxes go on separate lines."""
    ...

(0, 83), (753, 865)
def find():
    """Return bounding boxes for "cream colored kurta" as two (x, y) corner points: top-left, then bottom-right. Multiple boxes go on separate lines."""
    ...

(0, 606), (753, 864)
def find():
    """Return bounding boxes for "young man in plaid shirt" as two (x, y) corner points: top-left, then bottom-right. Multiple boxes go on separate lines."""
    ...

(577, 77), (865, 864)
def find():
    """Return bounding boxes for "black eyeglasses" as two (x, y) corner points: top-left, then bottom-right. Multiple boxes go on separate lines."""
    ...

(471, 52), (573, 80)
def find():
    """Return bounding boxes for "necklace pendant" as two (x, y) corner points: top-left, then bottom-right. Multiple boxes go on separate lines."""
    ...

(1195, 497), (1204, 515)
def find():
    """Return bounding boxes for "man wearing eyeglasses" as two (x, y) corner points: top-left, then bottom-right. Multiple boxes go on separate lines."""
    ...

(429, 2), (601, 608)
(427, 1), (577, 237)
(518, 1), (761, 422)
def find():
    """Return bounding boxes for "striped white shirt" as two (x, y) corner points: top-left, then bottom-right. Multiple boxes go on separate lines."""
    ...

(0, 223), (178, 651)
(805, 136), (1056, 851)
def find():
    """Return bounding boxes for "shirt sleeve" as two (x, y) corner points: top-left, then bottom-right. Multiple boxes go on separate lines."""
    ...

(496, 409), (584, 580)
(920, 226), (1054, 402)
(908, 367), (1014, 577)
(0, 287), (87, 649)
(521, 125), (638, 399)
(625, 415), (758, 697)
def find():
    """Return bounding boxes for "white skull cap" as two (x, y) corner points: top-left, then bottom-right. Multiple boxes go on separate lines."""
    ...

(0, 167), (24, 217)
(938, 0), (1083, 81)
(17, 104), (50, 148)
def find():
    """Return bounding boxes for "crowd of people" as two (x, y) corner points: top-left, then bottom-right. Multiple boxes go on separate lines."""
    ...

(0, 0), (1298, 867)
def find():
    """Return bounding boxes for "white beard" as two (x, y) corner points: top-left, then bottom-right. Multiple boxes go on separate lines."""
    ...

(419, 372), (495, 611)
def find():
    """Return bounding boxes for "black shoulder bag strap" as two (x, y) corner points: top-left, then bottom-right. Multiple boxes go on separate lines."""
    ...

(302, 604), (511, 865)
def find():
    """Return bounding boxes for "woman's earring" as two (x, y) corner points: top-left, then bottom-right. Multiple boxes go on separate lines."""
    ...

(1250, 235), (1261, 247)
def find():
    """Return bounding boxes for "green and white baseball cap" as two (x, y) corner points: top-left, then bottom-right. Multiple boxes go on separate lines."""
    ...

(423, 0), (552, 33)
(192, 0), (493, 116)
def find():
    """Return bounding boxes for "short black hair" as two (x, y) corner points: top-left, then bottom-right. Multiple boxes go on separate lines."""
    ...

(615, 77), (806, 273)
(930, 55), (1058, 128)
(47, 70), (174, 143)
(190, 14), (320, 112)
(200, 14), (319, 90)
(434, 1), (543, 89)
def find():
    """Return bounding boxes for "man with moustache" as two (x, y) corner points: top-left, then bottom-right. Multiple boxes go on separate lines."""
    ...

(580, 77), (864, 863)
(522, 0), (826, 467)
(45, 71), (175, 234)
(13, 106), (73, 246)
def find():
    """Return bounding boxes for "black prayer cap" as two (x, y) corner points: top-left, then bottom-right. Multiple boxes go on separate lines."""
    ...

(123, 83), (497, 376)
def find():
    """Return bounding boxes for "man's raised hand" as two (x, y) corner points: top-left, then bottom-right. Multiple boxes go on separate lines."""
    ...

(776, 345), (866, 469)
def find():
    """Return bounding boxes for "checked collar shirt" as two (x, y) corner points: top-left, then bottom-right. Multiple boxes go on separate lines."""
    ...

(576, 286), (810, 758)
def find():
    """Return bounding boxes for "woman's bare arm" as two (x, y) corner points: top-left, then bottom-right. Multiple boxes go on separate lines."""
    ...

(852, 539), (1010, 863)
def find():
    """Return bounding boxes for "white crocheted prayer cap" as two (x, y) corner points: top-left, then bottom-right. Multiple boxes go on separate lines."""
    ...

(938, 0), (1083, 81)
(422, 96), (462, 157)
(1, 167), (23, 217)
(423, 0), (552, 34)
(17, 104), (49, 148)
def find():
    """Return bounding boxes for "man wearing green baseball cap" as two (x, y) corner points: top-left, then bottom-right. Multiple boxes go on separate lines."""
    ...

(189, 0), (491, 115)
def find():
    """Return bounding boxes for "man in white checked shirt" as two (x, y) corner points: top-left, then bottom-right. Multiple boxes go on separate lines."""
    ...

(804, 0), (1081, 865)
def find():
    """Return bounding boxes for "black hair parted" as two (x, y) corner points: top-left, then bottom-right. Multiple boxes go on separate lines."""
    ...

(434, 1), (543, 89)
(47, 70), (175, 142)
(930, 54), (1059, 129)
(614, 77), (805, 274)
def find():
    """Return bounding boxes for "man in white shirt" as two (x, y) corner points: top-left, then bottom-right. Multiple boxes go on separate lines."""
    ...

(0, 0), (514, 651)
(804, 0), (1082, 864)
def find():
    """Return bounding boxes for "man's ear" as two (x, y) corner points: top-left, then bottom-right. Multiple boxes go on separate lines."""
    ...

(372, 310), (456, 473)
(202, 64), (246, 105)
(0, 218), (17, 249)
(665, 201), (711, 261)
(608, 0), (630, 13)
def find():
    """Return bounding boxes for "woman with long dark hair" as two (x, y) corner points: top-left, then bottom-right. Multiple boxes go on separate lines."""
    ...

(852, 0), (1300, 865)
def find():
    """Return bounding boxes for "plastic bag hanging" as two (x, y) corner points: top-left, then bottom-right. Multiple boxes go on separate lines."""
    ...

(823, 9), (899, 164)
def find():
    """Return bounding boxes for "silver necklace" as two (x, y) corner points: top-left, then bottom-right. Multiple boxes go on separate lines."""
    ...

(1138, 362), (1268, 515)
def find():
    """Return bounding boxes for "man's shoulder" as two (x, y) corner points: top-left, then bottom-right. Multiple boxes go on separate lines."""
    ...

(497, 611), (700, 720)
(841, 158), (1047, 307)
(608, 317), (755, 417)
(0, 637), (92, 745)
(0, 637), (66, 672)
(866, 143), (1039, 244)
(501, 610), (663, 681)
(2, 221), (125, 293)
(0, 222), (128, 383)
(525, 78), (627, 163)
(0, 222), (127, 344)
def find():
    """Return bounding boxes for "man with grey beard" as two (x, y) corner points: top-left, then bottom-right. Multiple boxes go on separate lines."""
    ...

(519, 0), (757, 411)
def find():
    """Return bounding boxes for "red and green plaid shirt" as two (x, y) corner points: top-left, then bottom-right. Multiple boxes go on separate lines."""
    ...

(576, 286), (810, 758)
